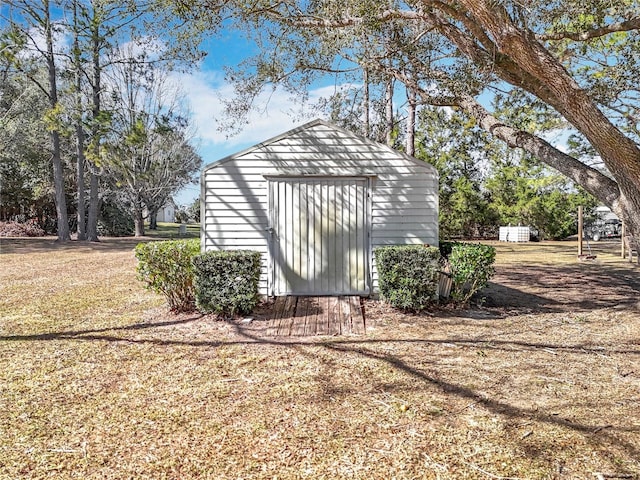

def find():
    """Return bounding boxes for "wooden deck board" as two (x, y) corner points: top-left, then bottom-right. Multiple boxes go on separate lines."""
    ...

(328, 297), (341, 336)
(304, 297), (319, 336)
(276, 296), (297, 336)
(341, 296), (352, 334)
(266, 296), (365, 337)
(266, 297), (286, 335)
(316, 297), (329, 336)
(292, 297), (308, 336)
(349, 296), (365, 334)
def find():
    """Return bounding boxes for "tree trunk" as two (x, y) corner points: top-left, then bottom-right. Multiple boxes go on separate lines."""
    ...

(45, 0), (70, 242)
(86, 172), (100, 241)
(616, 193), (640, 246)
(76, 126), (86, 240)
(73, 0), (86, 241)
(385, 77), (394, 146)
(50, 130), (70, 241)
(133, 203), (145, 237)
(406, 87), (416, 157)
(86, 7), (102, 242)
(149, 207), (158, 230)
(363, 68), (370, 138)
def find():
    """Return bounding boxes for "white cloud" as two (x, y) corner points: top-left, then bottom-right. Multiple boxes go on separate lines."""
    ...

(541, 127), (573, 154)
(169, 70), (355, 151)
(17, 24), (70, 62)
(171, 69), (332, 202)
(112, 36), (166, 63)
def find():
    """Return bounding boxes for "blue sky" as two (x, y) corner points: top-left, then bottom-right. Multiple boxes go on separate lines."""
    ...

(0, 4), (348, 207)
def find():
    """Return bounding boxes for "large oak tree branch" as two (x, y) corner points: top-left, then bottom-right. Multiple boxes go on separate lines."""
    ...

(361, 57), (620, 207)
(456, 94), (621, 207)
(211, 0), (640, 235)
(262, 8), (425, 28)
(454, 1), (640, 195)
(537, 17), (640, 42)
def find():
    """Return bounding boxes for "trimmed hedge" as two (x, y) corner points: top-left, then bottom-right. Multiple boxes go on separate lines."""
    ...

(446, 242), (496, 304)
(438, 241), (457, 260)
(374, 245), (441, 311)
(193, 250), (262, 316)
(134, 239), (200, 312)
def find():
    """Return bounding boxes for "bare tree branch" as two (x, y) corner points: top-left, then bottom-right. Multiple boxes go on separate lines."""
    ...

(537, 17), (640, 42)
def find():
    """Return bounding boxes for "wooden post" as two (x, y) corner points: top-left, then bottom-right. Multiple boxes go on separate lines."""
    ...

(578, 206), (583, 257)
(621, 222), (626, 258)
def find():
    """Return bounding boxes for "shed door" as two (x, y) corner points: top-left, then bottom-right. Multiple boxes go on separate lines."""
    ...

(269, 177), (370, 296)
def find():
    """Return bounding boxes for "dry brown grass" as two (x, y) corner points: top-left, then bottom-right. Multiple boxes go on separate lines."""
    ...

(1, 237), (639, 479)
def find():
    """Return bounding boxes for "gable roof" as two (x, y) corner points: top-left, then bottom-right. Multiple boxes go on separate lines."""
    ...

(203, 118), (436, 174)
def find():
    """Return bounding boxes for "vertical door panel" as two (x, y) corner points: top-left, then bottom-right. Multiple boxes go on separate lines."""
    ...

(270, 177), (369, 295)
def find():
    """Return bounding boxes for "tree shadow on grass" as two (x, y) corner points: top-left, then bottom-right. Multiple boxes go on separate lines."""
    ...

(0, 236), (171, 255)
(319, 339), (640, 470)
(481, 262), (640, 314)
(232, 324), (640, 470)
(3, 320), (638, 355)
(2, 315), (639, 470)
(0, 314), (203, 341)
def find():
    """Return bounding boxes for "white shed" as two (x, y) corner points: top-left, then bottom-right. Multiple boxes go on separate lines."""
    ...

(155, 203), (175, 223)
(201, 119), (438, 297)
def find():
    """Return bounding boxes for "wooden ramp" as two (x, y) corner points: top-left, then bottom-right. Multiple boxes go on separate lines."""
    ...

(266, 296), (365, 337)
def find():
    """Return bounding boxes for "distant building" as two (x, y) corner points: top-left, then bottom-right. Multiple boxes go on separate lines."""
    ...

(155, 204), (175, 223)
(144, 201), (176, 224)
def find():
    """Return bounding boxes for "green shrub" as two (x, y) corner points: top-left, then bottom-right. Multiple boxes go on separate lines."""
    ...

(193, 250), (262, 316)
(374, 245), (441, 311)
(134, 239), (200, 312)
(438, 241), (457, 259)
(98, 201), (134, 237)
(448, 243), (496, 304)
(0, 220), (45, 237)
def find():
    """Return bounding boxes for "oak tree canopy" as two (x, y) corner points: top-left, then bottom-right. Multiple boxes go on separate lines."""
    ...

(190, 0), (640, 238)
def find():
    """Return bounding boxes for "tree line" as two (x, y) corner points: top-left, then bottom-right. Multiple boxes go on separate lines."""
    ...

(415, 105), (597, 240)
(1, 0), (205, 240)
(177, 0), (640, 240)
(4, 1), (639, 243)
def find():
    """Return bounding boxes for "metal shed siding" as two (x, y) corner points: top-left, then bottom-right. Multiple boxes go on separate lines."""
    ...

(201, 120), (438, 296)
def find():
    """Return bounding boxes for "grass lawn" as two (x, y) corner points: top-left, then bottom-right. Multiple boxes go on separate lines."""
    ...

(143, 222), (200, 239)
(0, 238), (638, 479)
